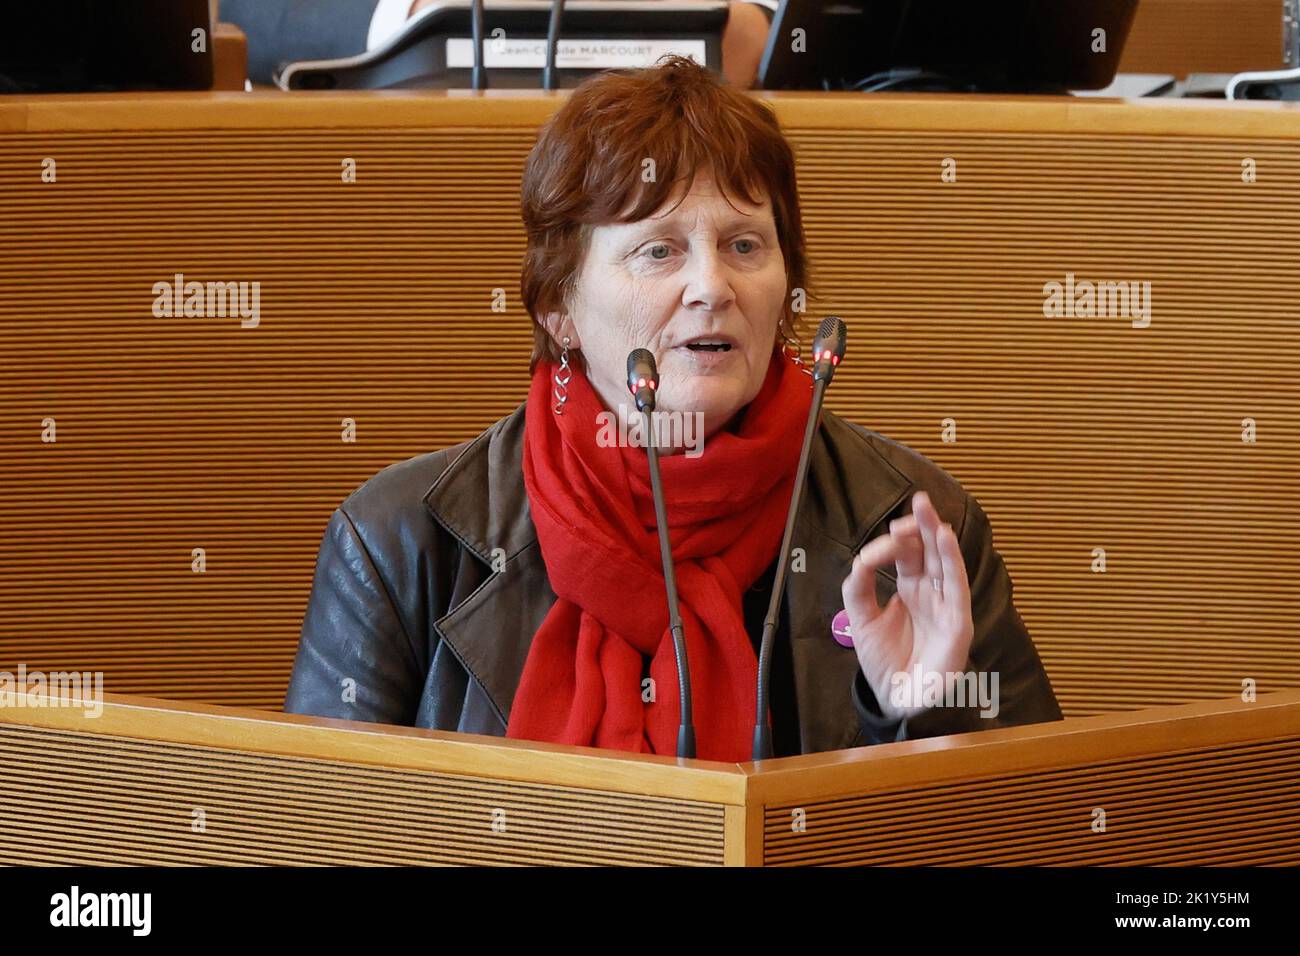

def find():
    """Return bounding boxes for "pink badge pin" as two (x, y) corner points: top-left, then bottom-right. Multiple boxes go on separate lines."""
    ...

(831, 608), (854, 647)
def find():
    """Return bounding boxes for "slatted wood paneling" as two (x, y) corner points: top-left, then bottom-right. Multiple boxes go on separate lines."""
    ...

(1117, 0), (1289, 78)
(2, 688), (1296, 866)
(1, 93), (1298, 718)
(751, 690), (1300, 866)
(763, 735), (1300, 866)
(0, 720), (726, 865)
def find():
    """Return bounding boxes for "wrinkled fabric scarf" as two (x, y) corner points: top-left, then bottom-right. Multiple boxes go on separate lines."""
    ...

(509, 347), (811, 761)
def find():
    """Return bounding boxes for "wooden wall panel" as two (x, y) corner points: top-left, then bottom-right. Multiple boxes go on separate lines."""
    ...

(1116, 0), (1289, 78)
(1, 93), (1298, 720)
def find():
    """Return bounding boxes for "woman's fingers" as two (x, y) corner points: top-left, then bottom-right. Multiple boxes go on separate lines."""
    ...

(937, 519), (971, 611)
(889, 515), (923, 578)
(843, 527), (920, 624)
(912, 491), (945, 583)
(847, 492), (969, 623)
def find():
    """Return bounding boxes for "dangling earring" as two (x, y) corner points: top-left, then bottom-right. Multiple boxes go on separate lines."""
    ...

(553, 335), (572, 415)
(780, 323), (812, 378)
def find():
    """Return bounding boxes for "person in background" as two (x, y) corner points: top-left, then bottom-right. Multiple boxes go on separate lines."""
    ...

(221, 0), (777, 89)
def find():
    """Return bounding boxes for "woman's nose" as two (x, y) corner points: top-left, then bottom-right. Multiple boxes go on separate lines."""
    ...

(681, 250), (736, 311)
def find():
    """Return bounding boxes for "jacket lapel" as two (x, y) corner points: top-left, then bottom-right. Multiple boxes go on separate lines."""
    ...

(423, 402), (553, 730)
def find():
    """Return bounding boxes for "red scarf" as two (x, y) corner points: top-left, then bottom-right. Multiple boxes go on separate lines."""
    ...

(509, 347), (812, 761)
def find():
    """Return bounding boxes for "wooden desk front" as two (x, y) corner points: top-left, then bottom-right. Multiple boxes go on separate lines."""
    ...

(1, 689), (1296, 865)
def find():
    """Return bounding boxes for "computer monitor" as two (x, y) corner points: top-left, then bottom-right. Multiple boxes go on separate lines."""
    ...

(0, 0), (213, 94)
(760, 0), (1139, 93)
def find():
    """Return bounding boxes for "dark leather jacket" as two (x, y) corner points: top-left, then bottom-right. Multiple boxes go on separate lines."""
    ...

(284, 401), (1063, 756)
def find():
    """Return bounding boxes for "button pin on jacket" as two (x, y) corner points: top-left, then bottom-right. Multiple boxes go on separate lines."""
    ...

(831, 608), (854, 647)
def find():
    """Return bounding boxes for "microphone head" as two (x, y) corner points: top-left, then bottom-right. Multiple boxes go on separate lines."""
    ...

(811, 316), (847, 383)
(626, 348), (659, 412)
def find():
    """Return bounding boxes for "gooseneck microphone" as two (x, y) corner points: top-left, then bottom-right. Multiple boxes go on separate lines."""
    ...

(470, 0), (487, 91)
(752, 316), (848, 760)
(627, 349), (696, 759)
(542, 0), (567, 91)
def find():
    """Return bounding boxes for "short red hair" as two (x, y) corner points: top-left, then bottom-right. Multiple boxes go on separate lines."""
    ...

(519, 55), (813, 375)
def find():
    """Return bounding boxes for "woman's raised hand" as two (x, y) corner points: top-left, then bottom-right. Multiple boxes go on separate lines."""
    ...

(839, 490), (976, 723)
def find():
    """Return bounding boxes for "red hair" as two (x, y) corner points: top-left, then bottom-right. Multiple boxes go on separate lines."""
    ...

(519, 55), (814, 375)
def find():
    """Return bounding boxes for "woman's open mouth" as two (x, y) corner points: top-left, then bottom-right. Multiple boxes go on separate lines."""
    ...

(676, 339), (737, 367)
(678, 333), (739, 354)
(676, 335), (738, 366)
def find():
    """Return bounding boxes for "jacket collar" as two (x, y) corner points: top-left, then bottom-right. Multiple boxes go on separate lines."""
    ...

(424, 399), (913, 754)
(422, 403), (538, 565)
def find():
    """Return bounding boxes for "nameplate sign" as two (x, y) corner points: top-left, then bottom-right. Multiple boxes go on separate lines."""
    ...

(445, 38), (707, 70)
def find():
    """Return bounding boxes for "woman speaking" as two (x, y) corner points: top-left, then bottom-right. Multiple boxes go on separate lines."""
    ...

(284, 56), (1062, 761)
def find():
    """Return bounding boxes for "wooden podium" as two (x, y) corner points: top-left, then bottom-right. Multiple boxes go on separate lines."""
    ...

(2, 690), (1296, 865)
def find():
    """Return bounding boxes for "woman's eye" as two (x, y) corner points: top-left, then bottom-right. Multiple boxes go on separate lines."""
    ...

(733, 238), (757, 254)
(645, 243), (671, 260)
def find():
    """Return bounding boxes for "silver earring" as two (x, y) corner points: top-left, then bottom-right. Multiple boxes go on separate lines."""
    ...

(781, 325), (812, 377)
(553, 336), (572, 415)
